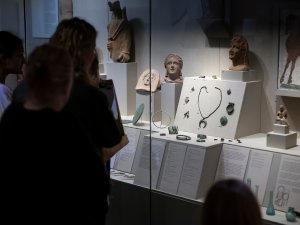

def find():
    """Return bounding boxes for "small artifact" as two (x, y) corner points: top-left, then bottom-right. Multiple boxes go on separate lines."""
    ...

(184, 111), (189, 119)
(266, 190), (276, 216)
(196, 139), (205, 142)
(160, 133), (166, 136)
(164, 53), (183, 83)
(228, 34), (250, 71)
(197, 134), (207, 139)
(227, 89), (231, 95)
(184, 97), (190, 104)
(107, 1), (132, 63)
(168, 125), (179, 134)
(136, 69), (161, 93)
(211, 75), (217, 79)
(285, 207), (297, 222)
(275, 105), (288, 125)
(226, 102), (235, 115)
(176, 134), (191, 141)
(220, 116), (228, 126)
(132, 104), (144, 125)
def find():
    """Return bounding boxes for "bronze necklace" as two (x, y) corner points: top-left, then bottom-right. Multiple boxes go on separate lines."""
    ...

(197, 86), (222, 128)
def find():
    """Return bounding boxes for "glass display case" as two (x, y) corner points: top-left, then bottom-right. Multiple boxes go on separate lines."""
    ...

(1, 0), (300, 225)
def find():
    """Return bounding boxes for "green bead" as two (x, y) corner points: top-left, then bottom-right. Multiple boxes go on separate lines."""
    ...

(220, 116), (228, 126)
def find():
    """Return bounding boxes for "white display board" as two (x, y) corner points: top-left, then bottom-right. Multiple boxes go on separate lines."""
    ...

(133, 137), (167, 189)
(174, 77), (261, 139)
(273, 155), (300, 212)
(157, 142), (187, 194)
(177, 144), (221, 199)
(113, 127), (141, 173)
(244, 150), (274, 204)
(215, 144), (250, 181)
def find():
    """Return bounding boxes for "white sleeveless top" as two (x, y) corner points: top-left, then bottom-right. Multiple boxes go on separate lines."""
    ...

(0, 83), (12, 119)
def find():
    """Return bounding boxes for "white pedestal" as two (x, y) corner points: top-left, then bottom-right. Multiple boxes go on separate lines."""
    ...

(273, 124), (289, 134)
(136, 91), (161, 122)
(161, 82), (182, 125)
(266, 131), (297, 149)
(174, 77), (262, 139)
(221, 70), (257, 82)
(107, 62), (137, 115)
(100, 73), (107, 80)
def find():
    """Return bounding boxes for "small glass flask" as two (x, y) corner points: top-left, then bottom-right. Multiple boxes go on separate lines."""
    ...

(266, 191), (275, 215)
(285, 207), (297, 222)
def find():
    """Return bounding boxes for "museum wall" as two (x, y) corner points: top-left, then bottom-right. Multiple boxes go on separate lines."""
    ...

(0, 0), (299, 134)
(72, 0), (300, 133)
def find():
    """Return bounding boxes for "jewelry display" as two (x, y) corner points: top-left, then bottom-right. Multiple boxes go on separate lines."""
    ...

(226, 102), (235, 115)
(168, 125), (179, 134)
(176, 134), (191, 141)
(151, 110), (172, 129)
(196, 139), (205, 142)
(220, 116), (228, 126)
(197, 86), (222, 128)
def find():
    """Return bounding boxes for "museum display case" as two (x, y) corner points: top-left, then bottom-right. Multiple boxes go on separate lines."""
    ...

(1, 0), (300, 225)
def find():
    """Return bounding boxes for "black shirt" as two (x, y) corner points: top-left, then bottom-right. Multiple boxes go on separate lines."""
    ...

(0, 102), (109, 225)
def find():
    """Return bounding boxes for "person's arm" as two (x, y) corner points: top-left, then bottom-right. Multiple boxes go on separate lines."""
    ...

(102, 135), (129, 162)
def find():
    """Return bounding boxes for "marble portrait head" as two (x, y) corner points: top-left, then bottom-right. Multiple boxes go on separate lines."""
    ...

(229, 34), (250, 71)
(164, 53), (183, 83)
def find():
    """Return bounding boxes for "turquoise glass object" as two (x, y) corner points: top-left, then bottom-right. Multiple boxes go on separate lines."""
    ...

(132, 104), (144, 125)
(220, 116), (228, 126)
(286, 207), (297, 222)
(266, 191), (275, 216)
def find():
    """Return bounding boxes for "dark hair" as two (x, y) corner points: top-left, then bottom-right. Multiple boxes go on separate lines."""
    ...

(202, 179), (263, 225)
(89, 50), (99, 78)
(26, 44), (73, 99)
(0, 31), (23, 60)
(49, 17), (97, 81)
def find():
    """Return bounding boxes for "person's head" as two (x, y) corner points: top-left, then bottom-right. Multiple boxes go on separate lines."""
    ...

(25, 44), (73, 111)
(49, 17), (97, 83)
(0, 31), (25, 80)
(229, 34), (249, 69)
(202, 179), (262, 225)
(164, 53), (183, 80)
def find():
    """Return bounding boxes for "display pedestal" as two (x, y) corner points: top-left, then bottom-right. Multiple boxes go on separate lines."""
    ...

(107, 62), (137, 115)
(267, 124), (297, 149)
(221, 69), (257, 82)
(136, 91), (161, 122)
(174, 77), (262, 139)
(161, 82), (182, 125)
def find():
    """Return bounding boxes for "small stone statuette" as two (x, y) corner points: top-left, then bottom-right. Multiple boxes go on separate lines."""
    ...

(164, 53), (183, 83)
(275, 105), (288, 126)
